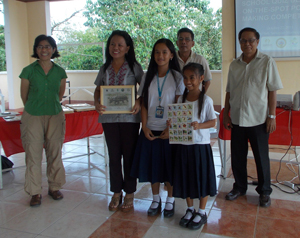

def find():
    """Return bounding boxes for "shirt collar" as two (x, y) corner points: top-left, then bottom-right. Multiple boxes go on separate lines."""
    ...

(33, 60), (57, 67)
(176, 50), (194, 61)
(238, 49), (261, 63)
(32, 60), (40, 66)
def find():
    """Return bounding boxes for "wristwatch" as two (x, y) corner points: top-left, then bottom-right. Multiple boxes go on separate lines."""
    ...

(268, 115), (276, 119)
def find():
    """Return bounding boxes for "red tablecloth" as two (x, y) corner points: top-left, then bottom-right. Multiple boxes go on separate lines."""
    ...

(0, 110), (103, 157)
(218, 108), (300, 146)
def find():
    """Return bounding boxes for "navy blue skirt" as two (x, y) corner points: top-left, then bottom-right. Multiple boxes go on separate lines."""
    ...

(172, 144), (217, 199)
(130, 130), (173, 184)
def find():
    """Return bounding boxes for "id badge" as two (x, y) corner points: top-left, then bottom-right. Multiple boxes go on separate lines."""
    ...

(155, 106), (164, 118)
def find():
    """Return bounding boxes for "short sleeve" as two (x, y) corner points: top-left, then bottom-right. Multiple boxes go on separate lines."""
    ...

(57, 65), (67, 79)
(94, 66), (106, 86)
(226, 64), (233, 93)
(137, 74), (146, 96)
(204, 96), (217, 121)
(19, 66), (31, 80)
(202, 58), (212, 82)
(177, 95), (183, 103)
(61, 69), (67, 79)
(134, 62), (144, 84)
(266, 58), (283, 91)
(174, 71), (185, 95)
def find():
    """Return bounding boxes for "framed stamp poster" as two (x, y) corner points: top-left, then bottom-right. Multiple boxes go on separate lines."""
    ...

(100, 85), (135, 114)
(168, 102), (195, 144)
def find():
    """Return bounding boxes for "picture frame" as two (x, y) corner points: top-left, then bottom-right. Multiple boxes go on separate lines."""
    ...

(100, 85), (135, 114)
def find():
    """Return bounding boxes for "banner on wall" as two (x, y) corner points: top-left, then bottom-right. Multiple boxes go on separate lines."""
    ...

(235, 0), (300, 58)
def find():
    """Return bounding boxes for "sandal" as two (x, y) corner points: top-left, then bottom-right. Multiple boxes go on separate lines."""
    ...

(121, 195), (134, 212)
(109, 193), (122, 211)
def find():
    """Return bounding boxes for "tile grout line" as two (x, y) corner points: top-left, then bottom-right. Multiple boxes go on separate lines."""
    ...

(253, 204), (260, 238)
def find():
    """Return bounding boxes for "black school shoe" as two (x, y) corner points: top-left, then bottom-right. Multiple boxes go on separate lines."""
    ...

(188, 212), (207, 230)
(179, 208), (196, 227)
(163, 200), (175, 217)
(147, 199), (161, 216)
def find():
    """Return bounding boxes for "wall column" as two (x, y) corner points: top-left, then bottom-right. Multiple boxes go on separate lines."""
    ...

(4, 0), (50, 109)
(221, 0), (235, 107)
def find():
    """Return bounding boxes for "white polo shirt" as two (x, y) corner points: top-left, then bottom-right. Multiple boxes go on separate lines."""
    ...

(226, 50), (283, 127)
(176, 50), (212, 82)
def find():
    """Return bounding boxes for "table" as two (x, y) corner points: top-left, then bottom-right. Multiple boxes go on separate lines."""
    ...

(219, 108), (300, 145)
(218, 108), (300, 177)
(0, 110), (103, 157)
(0, 110), (104, 189)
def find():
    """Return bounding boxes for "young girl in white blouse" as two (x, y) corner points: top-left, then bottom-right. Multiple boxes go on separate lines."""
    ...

(131, 38), (185, 217)
(172, 63), (217, 230)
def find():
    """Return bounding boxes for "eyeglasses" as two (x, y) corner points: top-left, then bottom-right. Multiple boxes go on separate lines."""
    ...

(37, 45), (52, 50)
(239, 38), (257, 44)
(178, 37), (192, 42)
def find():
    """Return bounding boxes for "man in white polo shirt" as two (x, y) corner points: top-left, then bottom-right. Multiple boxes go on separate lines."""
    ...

(223, 27), (283, 207)
(176, 27), (212, 91)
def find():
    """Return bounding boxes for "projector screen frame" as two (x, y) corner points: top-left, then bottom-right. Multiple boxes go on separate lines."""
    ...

(234, 0), (300, 59)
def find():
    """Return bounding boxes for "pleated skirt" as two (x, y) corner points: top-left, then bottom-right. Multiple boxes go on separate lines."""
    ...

(172, 144), (217, 199)
(130, 130), (173, 184)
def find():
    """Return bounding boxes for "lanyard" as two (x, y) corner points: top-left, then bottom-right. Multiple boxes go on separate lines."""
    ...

(157, 69), (169, 106)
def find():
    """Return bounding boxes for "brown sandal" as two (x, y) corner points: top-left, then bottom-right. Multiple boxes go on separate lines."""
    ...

(109, 193), (122, 211)
(121, 196), (134, 212)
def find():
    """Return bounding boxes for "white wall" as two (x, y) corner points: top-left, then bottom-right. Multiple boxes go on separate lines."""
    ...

(0, 72), (8, 97)
(0, 70), (223, 109)
(0, 72), (8, 110)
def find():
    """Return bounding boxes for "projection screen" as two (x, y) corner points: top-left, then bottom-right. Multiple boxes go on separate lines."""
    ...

(235, 0), (300, 58)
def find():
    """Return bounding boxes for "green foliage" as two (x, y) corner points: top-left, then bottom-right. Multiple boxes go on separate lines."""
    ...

(0, 25), (6, 71)
(53, 28), (104, 70)
(83, 0), (222, 70)
(1, 0), (222, 71)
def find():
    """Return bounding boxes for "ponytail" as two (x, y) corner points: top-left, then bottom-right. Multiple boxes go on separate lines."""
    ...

(182, 88), (188, 103)
(197, 82), (206, 118)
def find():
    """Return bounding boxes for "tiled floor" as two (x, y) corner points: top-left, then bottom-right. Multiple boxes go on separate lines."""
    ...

(1, 136), (300, 238)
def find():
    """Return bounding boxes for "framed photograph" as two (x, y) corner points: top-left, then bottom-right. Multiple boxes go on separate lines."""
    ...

(100, 85), (135, 114)
(168, 102), (195, 145)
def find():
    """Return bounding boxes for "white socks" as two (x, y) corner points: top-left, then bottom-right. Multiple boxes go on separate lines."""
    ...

(151, 196), (175, 210)
(193, 208), (206, 222)
(150, 194), (160, 209)
(165, 197), (174, 210)
(184, 206), (195, 220)
(198, 208), (205, 215)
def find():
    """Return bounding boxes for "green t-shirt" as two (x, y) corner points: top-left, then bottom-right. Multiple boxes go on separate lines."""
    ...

(19, 60), (67, 116)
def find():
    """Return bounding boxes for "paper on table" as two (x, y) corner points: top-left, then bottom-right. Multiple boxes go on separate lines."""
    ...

(3, 115), (22, 122)
(65, 103), (94, 112)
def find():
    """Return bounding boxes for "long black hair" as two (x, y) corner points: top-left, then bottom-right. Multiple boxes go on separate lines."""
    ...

(31, 35), (60, 59)
(142, 38), (181, 110)
(103, 30), (138, 74)
(182, 63), (205, 119)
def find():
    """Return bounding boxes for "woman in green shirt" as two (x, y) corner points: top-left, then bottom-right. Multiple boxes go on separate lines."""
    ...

(20, 35), (67, 207)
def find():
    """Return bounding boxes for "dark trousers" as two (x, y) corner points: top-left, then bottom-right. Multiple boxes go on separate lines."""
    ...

(231, 123), (272, 195)
(102, 122), (140, 194)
